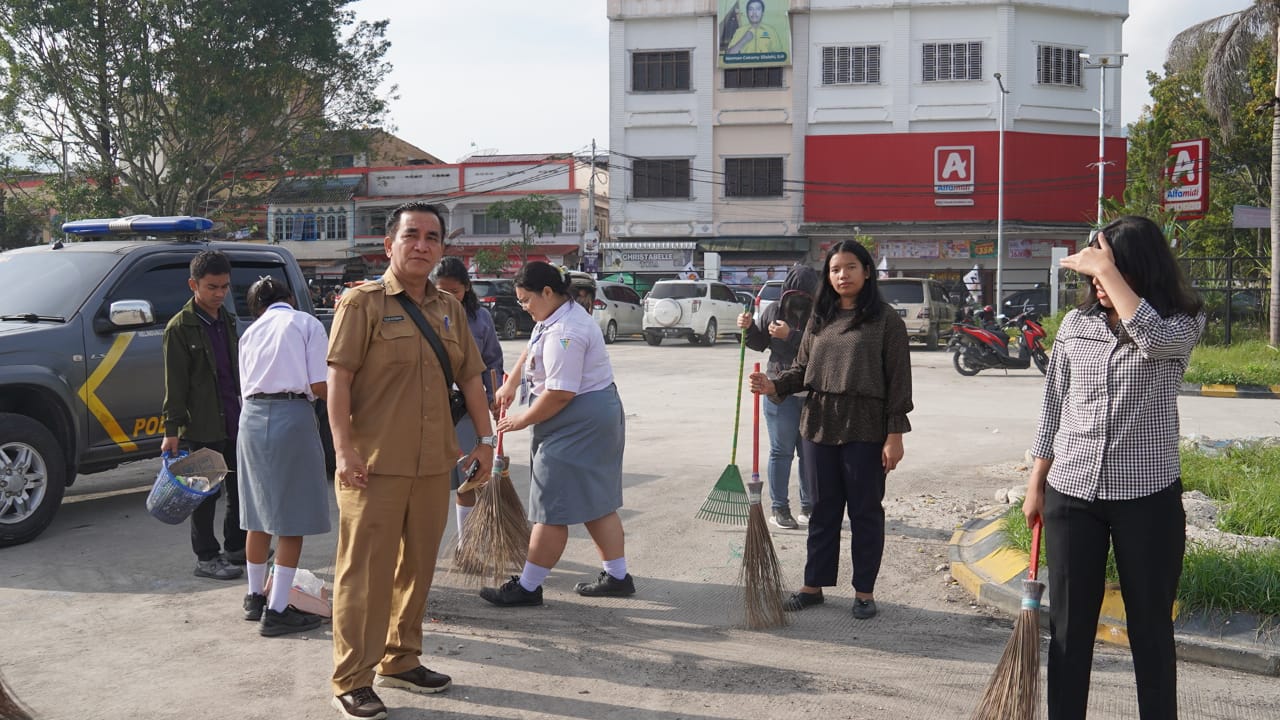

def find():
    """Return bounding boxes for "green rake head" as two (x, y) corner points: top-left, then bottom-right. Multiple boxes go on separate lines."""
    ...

(696, 464), (750, 524)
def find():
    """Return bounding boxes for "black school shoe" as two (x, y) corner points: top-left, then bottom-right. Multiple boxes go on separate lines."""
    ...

(243, 592), (267, 622)
(782, 591), (824, 611)
(852, 598), (878, 619)
(331, 686), (387, 720)
(375, 666), (452, 695)
(480, 577), (543, 606)
(574, 571), (636, 597)
(259, 605), (323, 636)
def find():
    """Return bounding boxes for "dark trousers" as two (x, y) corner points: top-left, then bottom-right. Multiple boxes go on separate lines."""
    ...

(188, 438), (246, 561)
(800, 439), (885, 594)
(1044, 482), (1184, 720)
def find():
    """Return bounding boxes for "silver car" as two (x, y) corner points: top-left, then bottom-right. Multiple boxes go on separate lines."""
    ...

(593, 281), (644, 343)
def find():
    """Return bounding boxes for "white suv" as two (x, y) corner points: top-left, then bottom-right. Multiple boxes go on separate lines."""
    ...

(643, 280), (745, 346)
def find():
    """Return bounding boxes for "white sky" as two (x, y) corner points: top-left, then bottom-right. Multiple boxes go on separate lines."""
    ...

(353, 0), (1253, 162)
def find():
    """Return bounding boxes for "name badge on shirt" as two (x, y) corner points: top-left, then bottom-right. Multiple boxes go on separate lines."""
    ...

(519, 376), (531, 406)
(383, 315), (404, 322)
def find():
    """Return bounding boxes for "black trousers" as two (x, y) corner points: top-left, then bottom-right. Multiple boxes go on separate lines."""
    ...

(800, 439), (885, 594)
(1044, 482), (1184, 720)
(187, 438), (246, 561)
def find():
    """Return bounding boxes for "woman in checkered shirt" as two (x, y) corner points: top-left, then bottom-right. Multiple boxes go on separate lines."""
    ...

(1023, 215), (1205, 720)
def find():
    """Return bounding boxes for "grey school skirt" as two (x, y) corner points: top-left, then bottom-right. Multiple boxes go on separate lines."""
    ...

(528, 384), (625, 525)
(236, 397), (331, 536)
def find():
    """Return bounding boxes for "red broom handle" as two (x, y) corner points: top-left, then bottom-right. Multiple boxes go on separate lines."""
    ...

(1028, 518), (1042, 581)
(494, 370), (506, 456)
(752, 362), (760, 476)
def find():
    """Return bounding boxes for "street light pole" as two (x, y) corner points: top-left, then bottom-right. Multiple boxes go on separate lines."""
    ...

(1080, 52), (1127, 227)
(994, 72), (1010, 313)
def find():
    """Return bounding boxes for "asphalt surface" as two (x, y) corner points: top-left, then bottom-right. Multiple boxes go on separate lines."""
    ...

(4, 333), (1278, 719)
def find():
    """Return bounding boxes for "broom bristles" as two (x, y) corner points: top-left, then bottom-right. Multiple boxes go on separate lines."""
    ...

(451, 460), (530, 586)
(740, 501), (788, 629)
(971, 579), (1044, 720)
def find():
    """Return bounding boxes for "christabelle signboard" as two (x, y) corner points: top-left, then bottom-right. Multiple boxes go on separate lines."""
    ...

(718, 0), (790, 68)
(1163, 138), (1208, 219)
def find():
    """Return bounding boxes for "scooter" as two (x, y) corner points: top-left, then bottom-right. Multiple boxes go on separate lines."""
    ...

(949, 309), (1049, 376)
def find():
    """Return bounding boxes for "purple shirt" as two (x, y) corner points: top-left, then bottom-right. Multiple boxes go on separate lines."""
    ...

(196, 306), (241, 440)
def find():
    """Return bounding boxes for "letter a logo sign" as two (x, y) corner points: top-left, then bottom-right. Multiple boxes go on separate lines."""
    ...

(934, 146), (975, 194)
(1163, 138), (1208, 219)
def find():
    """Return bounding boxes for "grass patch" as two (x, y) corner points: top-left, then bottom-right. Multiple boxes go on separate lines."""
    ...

(997, 445), (1280, 617)
(1186, 341), (1280, 386)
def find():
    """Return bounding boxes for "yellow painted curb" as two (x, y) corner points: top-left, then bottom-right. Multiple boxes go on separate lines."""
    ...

(972, 547), (1031, 585)
(950, 560), (985, 598)
(956, 517), (1004, 547)
(1201, 384), (1239, 398)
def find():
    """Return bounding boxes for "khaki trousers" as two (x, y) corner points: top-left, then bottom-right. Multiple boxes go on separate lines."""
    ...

(331, 471), (450, 694)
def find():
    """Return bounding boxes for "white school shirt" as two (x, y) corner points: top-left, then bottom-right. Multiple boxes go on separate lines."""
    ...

(239, 302), (329, 401)
(524, 299), (614, 396)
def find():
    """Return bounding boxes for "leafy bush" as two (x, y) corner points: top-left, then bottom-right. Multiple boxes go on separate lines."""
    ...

(1186, 341), (1280, 386)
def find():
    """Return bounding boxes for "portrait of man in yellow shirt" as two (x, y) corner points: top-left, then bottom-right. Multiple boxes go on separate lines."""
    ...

(726, 0), (783, 55)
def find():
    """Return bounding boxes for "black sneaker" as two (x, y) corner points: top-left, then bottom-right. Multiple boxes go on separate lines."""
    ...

(375, 665), (452, 695)
(797, 506), (813, 526)
(782, 591), (824, 611)
(331, 686), (387, 720)
(852, 598), (878, 620)
(574, 571), (636, 597)
(243, 592), (267, 622)
(770, 508), (799, 529)
(480, 577), (543, 606)
(260, 605), (323, 636)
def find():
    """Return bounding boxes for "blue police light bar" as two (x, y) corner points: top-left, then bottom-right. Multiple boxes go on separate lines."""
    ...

(61, 215), (215, 236)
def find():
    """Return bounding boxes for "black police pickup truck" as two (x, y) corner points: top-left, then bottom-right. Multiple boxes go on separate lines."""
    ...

(0, 215), (332, 547)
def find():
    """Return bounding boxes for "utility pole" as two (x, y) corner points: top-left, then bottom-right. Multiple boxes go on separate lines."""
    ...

(1080, 52), (1126, 227)
(584, 138), (598, 276)
(994, 72), (1010, 314)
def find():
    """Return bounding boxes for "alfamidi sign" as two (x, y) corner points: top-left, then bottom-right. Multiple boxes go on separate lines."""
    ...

(1163, 138), (1209, 220)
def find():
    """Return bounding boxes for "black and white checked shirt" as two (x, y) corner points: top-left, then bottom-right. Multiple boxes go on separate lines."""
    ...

(1032, 300), (1205, 501)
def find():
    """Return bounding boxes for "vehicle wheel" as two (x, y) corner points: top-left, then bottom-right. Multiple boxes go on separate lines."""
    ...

(499, 314), (518, 341)
(702, 318), (717, 346)
(925, 323), (940, 351)
(0, 413), (67, 548)
(604, 320), (618, 344)
(687, 334), (701, 345)
(644, 332), (663, 346)
(953, 350), (982, 377)
(1033, 348), (1049, 375)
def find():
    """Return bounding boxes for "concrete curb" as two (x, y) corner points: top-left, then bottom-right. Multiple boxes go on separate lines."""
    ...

(949, 507), (1280, 677)
(1180, 383), (1280, 400)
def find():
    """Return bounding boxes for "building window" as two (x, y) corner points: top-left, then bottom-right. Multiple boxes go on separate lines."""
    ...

(632, 159), (691, 199)
(923, 41), (983, 82)
(472, 212), (509, 235)
(632, 51), (690, 92)
(1036, 45), (1083, 87)
(821, 45), (881, 85)
(724, 157), (784, 198)
(331, 154), (355, 169)
(724, 66), (783, 89)
(562, 208), (579, 234)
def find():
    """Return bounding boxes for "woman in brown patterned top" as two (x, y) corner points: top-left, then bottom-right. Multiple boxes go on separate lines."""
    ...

(749, 240), (913, 620)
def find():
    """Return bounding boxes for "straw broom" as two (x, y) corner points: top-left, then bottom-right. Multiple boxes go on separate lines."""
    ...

(740, 362), (788, 629)
(451, 372), (531, 586)
(696, 328), (751, 524)
(972, 518), (1045, 720)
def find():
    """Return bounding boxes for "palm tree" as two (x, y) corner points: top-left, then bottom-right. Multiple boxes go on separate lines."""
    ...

(1169, 2), (1280, 346)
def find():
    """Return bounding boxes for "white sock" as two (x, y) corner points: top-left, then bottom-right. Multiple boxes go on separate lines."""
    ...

(269, 565), (296, 613)
(247, 561), (268, 596)
(518, 561), (551, 592)
(455, 503), (473, 537)
(602, 557), (628, 580)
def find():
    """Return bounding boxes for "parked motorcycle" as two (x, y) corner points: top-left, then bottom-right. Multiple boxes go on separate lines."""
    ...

(949, 309), (1049, 376)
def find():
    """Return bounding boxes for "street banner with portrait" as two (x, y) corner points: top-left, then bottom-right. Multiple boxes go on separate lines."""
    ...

(718, 0), (790, 68)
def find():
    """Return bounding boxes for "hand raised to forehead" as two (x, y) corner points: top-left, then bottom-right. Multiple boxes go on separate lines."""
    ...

(1060, 232), (1116, 278)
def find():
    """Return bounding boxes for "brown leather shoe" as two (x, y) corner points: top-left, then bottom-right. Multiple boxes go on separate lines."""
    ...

(374, 665), (452, 695)
(331, 686), (386, 719)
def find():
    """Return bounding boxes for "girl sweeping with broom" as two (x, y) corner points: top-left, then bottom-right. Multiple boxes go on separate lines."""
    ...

(1022, 216), (1203, 720)
(749, 241), (912, 620)
(479, 262), (633, 607)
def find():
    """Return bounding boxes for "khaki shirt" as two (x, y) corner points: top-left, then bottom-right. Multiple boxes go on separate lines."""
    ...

(327, 270), (484, 476)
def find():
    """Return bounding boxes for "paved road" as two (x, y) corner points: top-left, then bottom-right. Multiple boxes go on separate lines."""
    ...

(4, 336), (1277, 719)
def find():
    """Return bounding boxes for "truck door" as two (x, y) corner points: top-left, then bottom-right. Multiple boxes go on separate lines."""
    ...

(81, 254), (195, 459)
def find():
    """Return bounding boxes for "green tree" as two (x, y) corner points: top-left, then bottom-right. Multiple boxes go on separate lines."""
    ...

(486, 194), (563, 267)
(0, 192), (42, 249)
(1169, 2), (1280, 345)
(473, 247), (507, 276)
(0, 0), (394, 219)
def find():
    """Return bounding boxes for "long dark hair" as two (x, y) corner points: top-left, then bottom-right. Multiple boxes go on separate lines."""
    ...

(1082, 215), (1203, 317)
(434, 256), (480, 317)
(514, 261), (570, 297)
(812, 241), (883, 332)
(246, 276), (294, 318)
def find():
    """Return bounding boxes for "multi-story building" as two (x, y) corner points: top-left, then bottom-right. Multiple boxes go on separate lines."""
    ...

(607, 0), (1127, 298)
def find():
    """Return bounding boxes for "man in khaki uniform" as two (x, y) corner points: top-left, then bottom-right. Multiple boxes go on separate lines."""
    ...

(327, 202), (495, 720)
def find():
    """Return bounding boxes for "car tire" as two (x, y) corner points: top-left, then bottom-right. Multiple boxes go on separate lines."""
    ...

(925, 323), (939, 351)
(644, 332), (662, 346)
(604, 320), (618, 344)
(499, 313), (518, 341)
(0, 413), (68, 548)
(702, 318), (717, 346)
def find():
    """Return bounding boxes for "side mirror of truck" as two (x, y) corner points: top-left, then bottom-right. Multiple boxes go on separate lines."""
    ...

(106, 299), (155, 329)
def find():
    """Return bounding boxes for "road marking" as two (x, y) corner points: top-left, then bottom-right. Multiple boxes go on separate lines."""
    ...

(76, 332), (138, 452)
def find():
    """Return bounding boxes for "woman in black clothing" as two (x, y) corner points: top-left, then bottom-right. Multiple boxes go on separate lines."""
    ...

(749, 241), (913, 620)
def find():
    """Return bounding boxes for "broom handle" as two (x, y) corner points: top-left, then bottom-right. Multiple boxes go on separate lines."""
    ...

(1029, 518), (1042, 582)
(493, 369), (505, 457)
(728, 327), (748, 464)
(752, 362), (760, 476)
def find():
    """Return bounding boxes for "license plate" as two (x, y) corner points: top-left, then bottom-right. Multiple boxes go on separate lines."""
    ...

(896, 308), (907, 317)
(662, 328), (681, 337)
